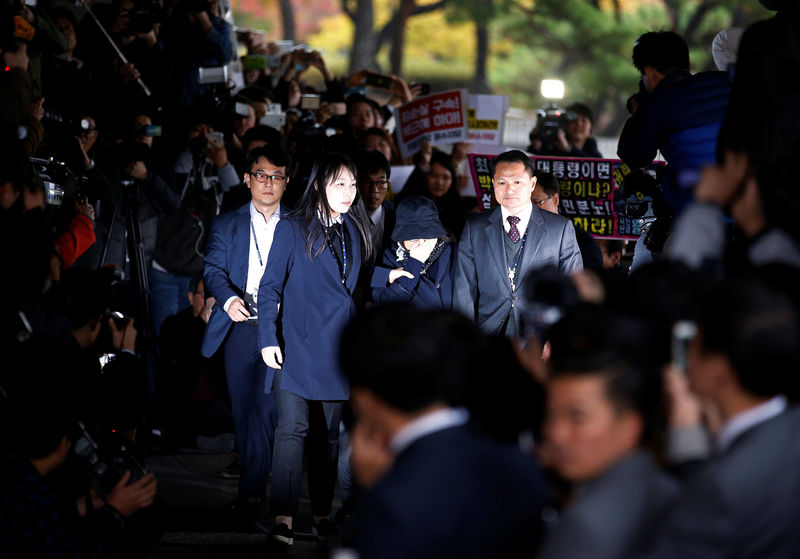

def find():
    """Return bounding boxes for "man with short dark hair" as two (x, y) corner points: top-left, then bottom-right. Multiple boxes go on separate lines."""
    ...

(644, 274), (800, 559)
(617, 31), (730, 270)
(201, 144), (291, 513)
(353, 149), (395, 263)
(340, 305), (546, 559)
(541, 304), (678, 559)
(454, 149), (583, 336)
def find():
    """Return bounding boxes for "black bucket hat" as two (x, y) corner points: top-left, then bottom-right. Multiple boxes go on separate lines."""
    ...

(392, 196), (447, 242)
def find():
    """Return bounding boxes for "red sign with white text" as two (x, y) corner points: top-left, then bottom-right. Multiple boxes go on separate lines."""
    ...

(395, 90), (468, 158)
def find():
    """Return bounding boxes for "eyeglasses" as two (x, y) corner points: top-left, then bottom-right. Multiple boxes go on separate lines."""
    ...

(360, 179), (391, 191)
(533, 195), (553, 206)
(248, 171), (286, 185)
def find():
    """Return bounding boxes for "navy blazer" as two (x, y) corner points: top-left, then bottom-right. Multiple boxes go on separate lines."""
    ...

(200, 202), (289, 358)
(257, 215), (362, 401)
(356, 424), (545, 559)
(453, 205), (583, 335)
(370, 242), (455, 309)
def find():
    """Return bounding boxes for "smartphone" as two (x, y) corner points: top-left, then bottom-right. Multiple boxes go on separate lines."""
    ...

(143, 125), (162, 137)
(242, 54), (268, 71)
(99, 353), (116, 370)
(198, 66), (228, 85)
(207, 131), (224, 148)
(260, 113), (286, 129)
(331, 102), (346, 115)
(300, 94), (321, 110)
(671, 320), (698, 374)
(365, 72), (393, 90)
(417, 82), (431, 96)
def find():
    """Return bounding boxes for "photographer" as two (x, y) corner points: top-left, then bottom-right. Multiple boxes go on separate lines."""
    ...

(148, 116), (236, 336)
(527, 102), (602, 158)
(159, 0), (234, 108)
(1, 347), (156, 558)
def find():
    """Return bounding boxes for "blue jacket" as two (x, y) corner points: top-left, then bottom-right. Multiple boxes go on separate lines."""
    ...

(257, 215), (363, 401)
(200, 202), (289, 358)
(370, 242), (455, 309)
(618, 71), (731, 215)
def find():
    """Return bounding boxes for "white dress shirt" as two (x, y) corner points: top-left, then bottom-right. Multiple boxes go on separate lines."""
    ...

(500, 202), (534, 236)
(223, 203), (281, 312)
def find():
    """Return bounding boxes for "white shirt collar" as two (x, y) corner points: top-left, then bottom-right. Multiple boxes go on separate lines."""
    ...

(317, 208), (342, 226)
(369, 204), (384, 225)
(716, 395), (787, 453)
(250, 202), (281, 225)
(500, 202), (534, 235)
(390, 407), (469, 455)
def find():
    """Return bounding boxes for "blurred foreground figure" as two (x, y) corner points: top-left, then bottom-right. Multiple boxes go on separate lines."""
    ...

(644, 273), (800, 559)
(340, 305), (545, 559)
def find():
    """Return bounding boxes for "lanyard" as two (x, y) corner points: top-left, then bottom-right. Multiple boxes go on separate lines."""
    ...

(326, 221), (347, 285)
(503, 230), (528, 292)
(251, 220), (265, 269)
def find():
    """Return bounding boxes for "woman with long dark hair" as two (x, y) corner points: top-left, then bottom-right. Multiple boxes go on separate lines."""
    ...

(257, 152), (371, 544)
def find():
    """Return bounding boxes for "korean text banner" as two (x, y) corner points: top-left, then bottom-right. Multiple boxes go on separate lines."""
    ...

(467, 154), (664, 240)
(466, 94), (509, 145)
(395, 90), (468, 158)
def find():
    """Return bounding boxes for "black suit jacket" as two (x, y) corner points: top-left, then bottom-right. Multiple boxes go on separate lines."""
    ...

(356, 424), (545, 559)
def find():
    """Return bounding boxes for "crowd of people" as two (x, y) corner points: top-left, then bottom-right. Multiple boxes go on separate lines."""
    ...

(2, 0), (800, 556)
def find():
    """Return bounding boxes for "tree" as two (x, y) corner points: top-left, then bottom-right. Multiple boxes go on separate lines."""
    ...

(279, 0), (296, 41)
(340, 0), (449, 73)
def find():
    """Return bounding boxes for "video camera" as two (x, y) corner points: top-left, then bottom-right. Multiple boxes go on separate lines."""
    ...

(535, 104), (577, 142)
(618, 168), (673, 252)
(122, 0), (162, 35)
(31, 157), (87, 208)
(72, 421), (147, 500)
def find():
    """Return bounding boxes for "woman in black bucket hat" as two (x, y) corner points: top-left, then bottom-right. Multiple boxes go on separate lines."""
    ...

(370, 195), (456, 309)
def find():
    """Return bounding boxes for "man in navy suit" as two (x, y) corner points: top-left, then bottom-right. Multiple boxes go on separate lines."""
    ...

(201, 145), (291, 508)
(454, 149), (583, 337)
(340, 305), (546, 559)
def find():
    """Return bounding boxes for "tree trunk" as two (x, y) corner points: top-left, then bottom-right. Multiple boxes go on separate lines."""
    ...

(279, 0), (295, 41)
(346, 0), (379, 72)
(390, 0), (415, 76)
(471, 21), (491, 93)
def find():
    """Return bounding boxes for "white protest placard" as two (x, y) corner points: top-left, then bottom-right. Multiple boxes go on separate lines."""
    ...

(395, 90), (468, 159)
(466, 94), (509, 145)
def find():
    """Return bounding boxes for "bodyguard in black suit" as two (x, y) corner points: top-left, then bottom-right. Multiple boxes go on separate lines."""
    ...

(201, 146), (291, 505)
(341, 305), (546, 559)
(454, 150), (583, 337)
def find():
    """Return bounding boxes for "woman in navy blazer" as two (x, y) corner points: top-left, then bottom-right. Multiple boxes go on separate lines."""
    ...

(257, 153), (372, 544)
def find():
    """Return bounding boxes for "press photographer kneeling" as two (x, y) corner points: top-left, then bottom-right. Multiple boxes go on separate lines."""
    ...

(0, 346), (158, 556)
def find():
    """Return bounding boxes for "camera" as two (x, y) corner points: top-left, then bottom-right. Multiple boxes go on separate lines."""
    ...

(518, 266), (580, 343)
(122, 0), (163, 36)
(72, 422), (147, 500)
(30, 157), (85, 207)
(618, 168), (674, 252)
(536, 104), (576, 140)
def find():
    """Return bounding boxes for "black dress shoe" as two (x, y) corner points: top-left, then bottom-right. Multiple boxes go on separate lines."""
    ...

(217, 460), (241, 479)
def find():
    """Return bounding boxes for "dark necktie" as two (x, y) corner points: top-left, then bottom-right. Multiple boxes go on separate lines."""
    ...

(507, 215), (521, 243)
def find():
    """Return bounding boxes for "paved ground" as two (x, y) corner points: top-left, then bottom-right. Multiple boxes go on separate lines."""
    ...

(145, 448), (342, 558)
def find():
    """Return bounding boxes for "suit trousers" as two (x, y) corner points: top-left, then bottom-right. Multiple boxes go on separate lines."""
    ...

(223, 321), (276, 498)
(270, 378), (343, 518)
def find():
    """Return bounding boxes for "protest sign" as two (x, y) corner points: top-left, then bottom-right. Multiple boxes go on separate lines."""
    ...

(467, 154), (664, 240)
(466, 94), (509, 145)
(395, 90), (468, 158)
